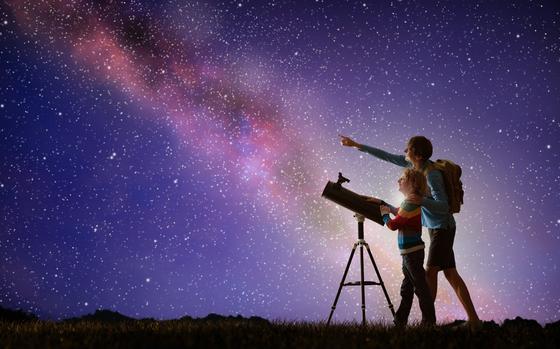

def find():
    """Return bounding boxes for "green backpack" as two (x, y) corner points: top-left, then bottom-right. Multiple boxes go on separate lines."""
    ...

(424, 159), (464, 214)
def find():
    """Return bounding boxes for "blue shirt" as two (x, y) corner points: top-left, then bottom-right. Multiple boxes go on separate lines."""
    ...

(358, 143), (455, 229)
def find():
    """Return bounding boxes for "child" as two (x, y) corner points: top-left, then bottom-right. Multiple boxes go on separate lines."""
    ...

(377, 168), (436, 327)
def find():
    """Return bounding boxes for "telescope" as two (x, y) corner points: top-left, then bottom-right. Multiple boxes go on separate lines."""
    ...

(321, 172), (396, 325)
(321, 172), (385, 225)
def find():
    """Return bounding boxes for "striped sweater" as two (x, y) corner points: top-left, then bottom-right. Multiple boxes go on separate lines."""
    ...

(382, 200), (425, 255)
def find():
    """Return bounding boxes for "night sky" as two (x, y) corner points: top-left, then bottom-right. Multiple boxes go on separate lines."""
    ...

(1, 1), (559, 324)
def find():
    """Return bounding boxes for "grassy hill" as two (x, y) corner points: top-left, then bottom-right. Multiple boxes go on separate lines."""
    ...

(0, 307), (558, 348)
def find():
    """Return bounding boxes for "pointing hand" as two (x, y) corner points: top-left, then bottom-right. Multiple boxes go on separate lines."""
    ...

(339, 134), (359, 148)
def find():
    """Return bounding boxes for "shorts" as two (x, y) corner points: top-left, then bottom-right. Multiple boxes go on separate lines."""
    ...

(426, 225), (456, 270)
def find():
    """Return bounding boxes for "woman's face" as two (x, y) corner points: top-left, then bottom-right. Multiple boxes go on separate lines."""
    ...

(404, 146), (411, 162)
(404, 145), (423, 165)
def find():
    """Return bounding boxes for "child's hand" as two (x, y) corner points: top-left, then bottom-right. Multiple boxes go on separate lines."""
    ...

(380, 205), (391, 215)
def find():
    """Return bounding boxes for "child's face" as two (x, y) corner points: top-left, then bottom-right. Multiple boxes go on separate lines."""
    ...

(398, 176), (412, 195)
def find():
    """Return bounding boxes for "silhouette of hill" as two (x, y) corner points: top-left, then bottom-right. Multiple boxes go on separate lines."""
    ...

(0, 306), (38, 321)
(503, 316), (543, 330)
(58, 308), (270, 324)
(63, 309), (135, 323)
(545, 319), (560, 331)
(195, 312), (270, 324)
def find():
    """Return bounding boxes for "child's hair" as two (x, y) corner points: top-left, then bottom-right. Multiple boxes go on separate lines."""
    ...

(402, 168), (429, 196)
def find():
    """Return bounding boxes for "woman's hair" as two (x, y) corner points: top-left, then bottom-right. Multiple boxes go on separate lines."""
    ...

(402, 168), (429, 196)
(407, 136), (433, 161)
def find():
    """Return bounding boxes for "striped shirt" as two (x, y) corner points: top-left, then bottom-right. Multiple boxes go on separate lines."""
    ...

(382, 200), (425, 255)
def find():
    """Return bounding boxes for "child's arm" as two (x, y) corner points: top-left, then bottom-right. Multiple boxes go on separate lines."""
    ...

(380, 205), (404, 231)
(382, 213), (407, 231)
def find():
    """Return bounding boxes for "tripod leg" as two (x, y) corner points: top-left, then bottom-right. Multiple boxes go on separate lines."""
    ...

(365, 243), (396, 317)
(327, 243), (357, 326)
(359, 244), (366, 326)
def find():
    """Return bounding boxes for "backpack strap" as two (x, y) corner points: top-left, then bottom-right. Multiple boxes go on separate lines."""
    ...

(422, 160), (437, 176)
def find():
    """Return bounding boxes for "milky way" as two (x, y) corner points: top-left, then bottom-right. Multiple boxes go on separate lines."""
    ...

(1, 1), (559, 324)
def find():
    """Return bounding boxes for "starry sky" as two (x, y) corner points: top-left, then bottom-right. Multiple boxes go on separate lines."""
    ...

(1, 0), (559, 324)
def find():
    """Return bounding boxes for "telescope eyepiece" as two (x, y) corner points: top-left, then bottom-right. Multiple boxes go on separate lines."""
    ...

(337, 172), (350, 186)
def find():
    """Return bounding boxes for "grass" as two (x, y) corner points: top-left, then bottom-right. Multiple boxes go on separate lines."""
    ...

(1, 318), (559, 349)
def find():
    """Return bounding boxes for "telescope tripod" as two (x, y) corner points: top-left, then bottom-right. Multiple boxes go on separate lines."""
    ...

(327, 213), (396, 326)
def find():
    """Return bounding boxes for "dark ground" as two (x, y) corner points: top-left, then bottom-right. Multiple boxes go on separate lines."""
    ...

(1, 307), (559, 348)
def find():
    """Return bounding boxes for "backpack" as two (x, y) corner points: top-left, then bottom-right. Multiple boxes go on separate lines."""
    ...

(424, 159), (464, 214)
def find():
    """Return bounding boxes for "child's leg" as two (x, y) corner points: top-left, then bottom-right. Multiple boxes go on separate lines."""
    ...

(394, 258), (414, 326)
(407, 250), (436, 324)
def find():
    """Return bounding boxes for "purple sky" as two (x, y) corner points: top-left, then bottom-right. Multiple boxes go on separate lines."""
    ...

(1, 1), (559, 324)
